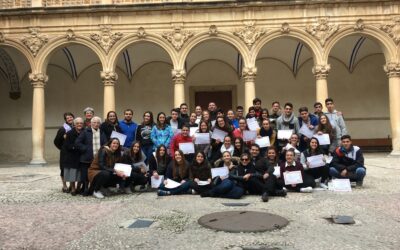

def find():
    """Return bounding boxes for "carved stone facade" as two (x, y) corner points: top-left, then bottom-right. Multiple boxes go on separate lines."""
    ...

(312, 64), (331, 80)
(21, 28), (48, 56)
(306, 18), (338, 47)
(242, 67), (257, 82)
(100, 71), (118, 86)
(384, 62), (400, 78)
(162, 27), (193, 51)
(29, 73), (48, 87)
(90, 25), (123, 54)
(380, 17), (400, 45)
(171, 69), (186, 84)
(234, 22), (265, 49)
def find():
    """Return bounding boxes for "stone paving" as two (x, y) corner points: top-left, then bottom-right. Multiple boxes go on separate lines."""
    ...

(0, 153), (399, 250)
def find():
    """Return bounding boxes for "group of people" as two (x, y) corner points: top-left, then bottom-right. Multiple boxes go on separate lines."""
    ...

(54, 97), (366, 202)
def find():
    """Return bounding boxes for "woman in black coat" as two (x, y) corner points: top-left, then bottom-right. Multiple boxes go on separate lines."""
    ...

(100, 111), (122, 140)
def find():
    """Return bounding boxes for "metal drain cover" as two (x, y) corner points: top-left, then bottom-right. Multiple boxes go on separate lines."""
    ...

(198, 211), (289, 233)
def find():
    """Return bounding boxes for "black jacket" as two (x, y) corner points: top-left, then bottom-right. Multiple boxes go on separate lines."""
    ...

(61, 129), (82, 169)
(75, 127), (107, 163)
(148, 153), (171, 175)
(100, 121), (122, 140)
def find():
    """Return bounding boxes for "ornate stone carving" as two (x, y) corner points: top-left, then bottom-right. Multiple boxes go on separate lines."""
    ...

(312, 64), (331, 79)
(21, 28), (48, 57)
(380, 17), (400, 45)
(66, 29), (76, 41)
(281, 22), (290, 34)
(234, 22), (266, 49)
(171, 69), (186, 84)
(29, 73), (48, 87)
(136, 27), (146, 39)
(100, 71), (118, 86)
(306, 19), (338, 47)
(90, 25), (123, 54)
(0, 32), (5, 43)
(209, 25), (218, 36)
(383, 62), (400, 78)
(354, 19), (365, 31)
(162, 27), (193, 51)
(242, 67), (257, 81)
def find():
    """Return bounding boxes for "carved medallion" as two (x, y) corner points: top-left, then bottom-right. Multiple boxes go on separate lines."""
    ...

(171, 69), (186, 82)
(242, 67), (257, 81)
(136, 27), (146, 39)
(234, 23), (266, 49)
(29, 73), (48, 87)
(281, 23), (290, 34)
(306, 19), (338, 47)
(312, 64), (331, 80)
(21, 28), (48, 57)
(380, 17), (400, 45)
(101, 71), (118, 85)
(66, 29), (76, 41)
(209, 25), (218, 36)
(0, 32), (5, 43)
(90, 25), (123, 54)
(354, 19), (365, 31)
(162, 27), (193, 51)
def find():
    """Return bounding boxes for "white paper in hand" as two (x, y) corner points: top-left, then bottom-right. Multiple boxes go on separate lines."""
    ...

(194, 133), (210, 145)
(273, 166), (280, 177)
(211, 166), (229, 179)
(111, 131), (127, 146)
(190, 127), (198, 137)
(151, 175), (164, 188)
(114, 163), (132, 177)
(179, 142), (195, 154)
(307, 154), (325, 168)
(313, 133), (330, 145)
(197, 181), (210, 186)
(278, 130), (293, 140)
(211, 128), (228, 141)
(255, 136), (270, 148)
(246, 118), (260, 131)
(165, 178), (181, 189)
(243, 130), (257, 142)
(299, 124), (315, 139)
(283, 170), (303, 185)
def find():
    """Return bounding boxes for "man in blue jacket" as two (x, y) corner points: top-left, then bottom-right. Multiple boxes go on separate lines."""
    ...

(298, 106), (319, 151)
(119, 109), (138, 148)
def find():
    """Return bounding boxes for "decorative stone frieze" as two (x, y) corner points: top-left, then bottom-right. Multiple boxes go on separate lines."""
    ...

(90, 25), (123, 54)
(306, 19), (338, 47)
(354, 19), (365, 31)
(171, 69), (186, 84)
(209, 25), (218, 36)
(29, 73), (48, 87)
(66, 29), (76, 41)
(312, 64), (331, 80)
(384, 62), (400, 78)
(21, 28), (48, 57)
(242, 67), (257, 81)
(234, 22), (266, 49)
(0, 32), (5, 43)
(380, 17), (400, 45)
(100, 71), (118, 86)
(281, 22), (290, 34)
(136, 27), (146, 39)
(162, 27), (194, 51)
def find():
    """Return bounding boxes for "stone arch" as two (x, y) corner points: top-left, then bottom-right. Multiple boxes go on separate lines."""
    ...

(35, 35), (107, 74)
(324, 26), (398, 64)
(179, 31), (250, 69)
(251, 28), (323, 66)
(0, 39), (36, 71)
(107, 34), (178, 72)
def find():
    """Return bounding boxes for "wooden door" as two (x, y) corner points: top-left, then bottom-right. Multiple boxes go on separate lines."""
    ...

(195, 91), (232, 113)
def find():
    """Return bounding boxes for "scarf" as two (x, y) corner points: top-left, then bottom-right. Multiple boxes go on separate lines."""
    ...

(92, 128), (101, 157)
(282, 113), (295, 126)
(220, 144), (234, 154)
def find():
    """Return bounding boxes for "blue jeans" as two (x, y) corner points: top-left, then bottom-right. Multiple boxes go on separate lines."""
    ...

(141, 144), (154, 165)
(211, 179), (244, 199)
(329, 167), (366, 182)
(159, 180), (192, 195)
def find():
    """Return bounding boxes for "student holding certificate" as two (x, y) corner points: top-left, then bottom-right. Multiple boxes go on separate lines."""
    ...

(209, 116), (233, 164)
(280, 134), (301, 162)
(316, 114), (338, 154)
(189, 151), (212, 195)
(169, 124), (194, 162)
(300, 138), (330, 189)
(278, 149), (315, 193)
(100, 111), (122, 141)
(149, 145), (171, 179)
(193, 121), (212, 157)
(121, 141), (148, 192)
(157, 150), (192, 196)
(257, 119), (276, 155)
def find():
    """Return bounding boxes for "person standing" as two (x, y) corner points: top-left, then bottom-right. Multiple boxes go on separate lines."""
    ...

(119, 109), (138, 148)
(83, 107), (94, 128)
(195, 105), (203, 124)
(298, 107), (318, 152)
(136, 111), (155, 163)
(151, 112), (174, 151)
(179, 103), (190, 124)
(100, 111), (122, 140)
(269, 101), (281, 129)
(324, 98), (347, 144)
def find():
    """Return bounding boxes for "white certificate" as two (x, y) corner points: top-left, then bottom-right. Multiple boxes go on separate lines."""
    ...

(211, 166), (229, 179)
(307, 154), (325, 168)
(194, 133), (210, 145)
(211, 128), (228, 141)
(299, 124), (315, 139)
(313, 133), (331, 145)
(114, 163), (132, 177)
(246, 118), (260, 131)
(190, 127), (198, 137)
(165, 178), (181, 189)
(273, 166), (280, 177)
(278, 130), (293, 140)
(283, 170), (303, 185)
(211, 120), (216, 127)
(331, 179), (352, 192)
(110, 131), (127, 146)
(255, 136), (270, 148)
(179, 142), (195, 154)
(325, 155), (333, 164)
(151, 175), (164, 188)
(197, 180), (210, 186)
(243, 130), (257, 142)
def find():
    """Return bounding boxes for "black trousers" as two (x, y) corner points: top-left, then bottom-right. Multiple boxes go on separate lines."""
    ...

(305, 165), (330, 182)
(243, 175), (280, 195)
(190, 182), (212, 194)
(277, 173), (316, 192)
(130, 172), (148, 187)
(91, 170), (125, 192)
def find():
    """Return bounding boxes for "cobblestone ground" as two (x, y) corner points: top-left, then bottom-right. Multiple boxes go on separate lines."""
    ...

(0, 153), (399, 250)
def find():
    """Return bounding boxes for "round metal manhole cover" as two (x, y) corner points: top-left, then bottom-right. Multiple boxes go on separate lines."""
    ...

(198, 211), (289, 233)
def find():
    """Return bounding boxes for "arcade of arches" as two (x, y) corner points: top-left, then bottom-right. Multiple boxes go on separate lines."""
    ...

(0, 1), (399, 164)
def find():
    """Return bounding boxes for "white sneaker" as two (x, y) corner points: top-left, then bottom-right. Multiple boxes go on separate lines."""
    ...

(320, 183), (329, 189)
(300, 187), (313, 193)
(93, 191), (105, 199)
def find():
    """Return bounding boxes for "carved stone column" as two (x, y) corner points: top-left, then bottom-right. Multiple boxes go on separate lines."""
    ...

(101, 71), (118, 118)
(29, 73), (48, 165)
(172, 69), (186, 108)
(312, 64), (330, 107)
(384, 62), (400, 156)
(242, 67), (257, 112)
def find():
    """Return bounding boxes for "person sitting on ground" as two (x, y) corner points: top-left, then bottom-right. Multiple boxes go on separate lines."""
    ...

(149, 145), (172, 181)
(189, 151), (212, 195)
(121, 141), (148, 192)
(157, 150), (192, 196)
(329, 135), (366, 187)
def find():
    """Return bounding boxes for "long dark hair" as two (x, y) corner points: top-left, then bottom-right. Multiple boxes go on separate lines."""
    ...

(156, 112), (167, 129)
(104, 138), (122, 166)
(129, 141), (143, 162)
(317, 114), (333, 134)
(265, 146), (278, 165)
(198, 120), (210, 133)
(192, 151), (208, 168)
(142, 111), (154, 126)
(156, 145), (168, 164)
(234, 137), (246, 155)
(308, 137), (324, 155)
(173, 150), (187, 179)
(105, 111), (119, 125)
(214, 115), (233, 134)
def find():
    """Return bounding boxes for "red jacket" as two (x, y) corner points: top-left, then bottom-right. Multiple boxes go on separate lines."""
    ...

(170, 133), (193, 157)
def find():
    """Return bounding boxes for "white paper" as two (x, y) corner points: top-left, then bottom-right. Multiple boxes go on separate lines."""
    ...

(331, 179), (352, 192)
(273, 166), (280, 177)
(190, 127), (198, 137)
(211, 128), (228, 141)
(173, 129), (181, 135)
(211, 166), (229, 179)
(283, 170), (303, 185)
(307, 154), (325, 168)
(325, 155), (333, 164)
(197, 180), (210, 186)
(179, 142), (195, 154)
(151, 175), (164, 188)
(278, 130), (293, 140)
(243, 130), (257, 142)
(165, 178), (181, 189)
(313, 133), (331, 145)
(114, 163), (132, 177)
(211, 120), (216, 127)
(255, 136), (270, 148)
(246, 118), (260, 131)
(194, 133), (210, 145)
(299, 124), (315, 139)
(110, 131), (127, 146)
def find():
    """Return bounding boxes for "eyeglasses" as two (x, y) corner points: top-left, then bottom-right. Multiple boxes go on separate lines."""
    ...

(241, 158), (249, 161)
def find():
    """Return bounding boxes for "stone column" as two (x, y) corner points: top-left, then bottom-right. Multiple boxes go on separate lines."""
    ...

(384, 62), (400, 156)
(101, 71), (118, 118)
(29, 73), (48, 165)
(312, 64), (330, 107)
(172, 69), (186, 108)
(242, 67), (257, 112)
